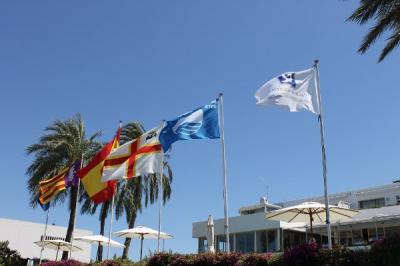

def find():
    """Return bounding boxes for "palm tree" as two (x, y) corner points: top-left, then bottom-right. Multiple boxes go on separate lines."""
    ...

(348, 1), (400, 62)
(26, 114), (101, 260)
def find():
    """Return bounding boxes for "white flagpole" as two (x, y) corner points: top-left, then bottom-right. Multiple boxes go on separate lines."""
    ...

(314, 59), (332, 249)
(107, 195), (115, 260)
(107, 121), (122, 259)
(157, 152), (164, 253)
(218, 93), (230, 253)
(39, 208), (50, 265)
(69, 157), (84, 259)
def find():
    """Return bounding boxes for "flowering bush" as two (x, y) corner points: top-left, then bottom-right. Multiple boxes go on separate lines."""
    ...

(147, 252), (180, 266)
(149, 252), (275, 266)
(283, 242), (319, 266)
(369, 233), (400, 266)
(239, 253), (273, 266)
(319, 246), (369, 266)
(41, 259), (85, 266)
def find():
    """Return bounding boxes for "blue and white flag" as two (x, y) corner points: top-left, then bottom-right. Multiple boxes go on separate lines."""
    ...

(159, 100), (220, 151)
(255, 68), (320, 114)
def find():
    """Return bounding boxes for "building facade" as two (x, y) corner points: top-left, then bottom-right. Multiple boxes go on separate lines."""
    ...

(0, 218), (92, 263)
(192, 182), (400, 253)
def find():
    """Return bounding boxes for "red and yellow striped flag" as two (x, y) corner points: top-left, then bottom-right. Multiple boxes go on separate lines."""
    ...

(39, 168), (68, 205)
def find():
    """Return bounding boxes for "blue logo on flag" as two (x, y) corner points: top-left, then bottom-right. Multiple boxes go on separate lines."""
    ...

(278, 73), (297, 88)
(159, 100), (220, 151)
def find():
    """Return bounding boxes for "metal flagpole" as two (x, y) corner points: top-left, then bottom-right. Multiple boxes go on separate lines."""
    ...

(69, 157), (84, 259)
(107, 195), (115, 260)
(107, 121), (122, 259)
(39, 208), (50, 265)
(157, 152), (164, 253)
(218, 93), (230, 253)
(314, 59), (332, 249)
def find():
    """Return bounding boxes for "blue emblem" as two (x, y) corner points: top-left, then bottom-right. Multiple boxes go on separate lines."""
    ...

(278, 73), (297, 88)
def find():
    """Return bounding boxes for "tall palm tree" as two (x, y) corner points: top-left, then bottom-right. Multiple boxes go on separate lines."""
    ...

(26, 114), (101, 260)
(348, 0), (400, 62)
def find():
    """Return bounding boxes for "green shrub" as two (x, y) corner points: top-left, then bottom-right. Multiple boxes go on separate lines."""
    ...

(0, 241), (24, 266)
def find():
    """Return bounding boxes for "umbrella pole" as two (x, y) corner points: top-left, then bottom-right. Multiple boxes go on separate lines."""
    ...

(314, 60), (332, 249)
(309, 212), (314, 242)
(56, 245), (60, 261)
(140, 235), (144, 260)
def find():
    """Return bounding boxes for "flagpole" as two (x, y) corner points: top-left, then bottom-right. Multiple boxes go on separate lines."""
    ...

(314, 59), (332, 249)
(39, 208), (50, 265)
(218, 93), (230, 253)
(107, 195), (115, 260)
(157, 152), (164, 253)
(107, 121), (122, 259)
(69, 157), (84, 259)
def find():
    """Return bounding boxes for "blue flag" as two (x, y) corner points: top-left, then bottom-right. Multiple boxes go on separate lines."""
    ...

(160, 100), (220, 151)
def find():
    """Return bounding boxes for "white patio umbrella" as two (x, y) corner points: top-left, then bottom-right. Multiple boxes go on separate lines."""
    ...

(34, 240), (82, 261)
(266, 202), (358, 239)
(114, 225), (173, 260)
(74, 235), (125, 248)
(207, 215), (215, 253)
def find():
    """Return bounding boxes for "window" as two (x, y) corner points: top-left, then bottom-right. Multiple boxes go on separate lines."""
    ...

(256, 231), (267, 253)
(358, 198), (385, 209)
(215, 234), (234, 252)
(255, 230), (277, 253)
(236, 232), (255, 253)
(198, 237), (207, 253)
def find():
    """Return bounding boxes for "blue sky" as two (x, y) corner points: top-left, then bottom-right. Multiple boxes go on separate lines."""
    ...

(1, 0), (400, 261)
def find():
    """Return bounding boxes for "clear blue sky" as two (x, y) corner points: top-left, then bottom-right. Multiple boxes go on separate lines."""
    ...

(1, 0), (399, 261)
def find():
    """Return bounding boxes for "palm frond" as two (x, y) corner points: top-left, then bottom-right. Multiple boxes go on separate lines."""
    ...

(379, 29), (400, 60)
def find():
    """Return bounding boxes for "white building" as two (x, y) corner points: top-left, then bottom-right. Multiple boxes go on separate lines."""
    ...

(0, 218), (92, 263)
(192, 182), (400, 253)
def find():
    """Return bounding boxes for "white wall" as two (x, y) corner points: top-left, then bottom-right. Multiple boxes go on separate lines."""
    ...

(0, 218), (92, 263)
(193, 212), (282, 238)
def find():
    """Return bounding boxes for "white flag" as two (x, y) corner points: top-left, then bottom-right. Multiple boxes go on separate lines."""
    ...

(101, 125), (163, 182)
(255, 68), (320, 114)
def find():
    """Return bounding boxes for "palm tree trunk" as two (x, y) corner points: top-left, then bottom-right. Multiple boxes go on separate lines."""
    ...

(122, 211), (137, 259)
(61, 186), (78, 260)
(97, 201), (110, 262)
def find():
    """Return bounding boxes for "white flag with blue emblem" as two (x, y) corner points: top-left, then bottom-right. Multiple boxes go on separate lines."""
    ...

(255, 68), (320, 114)
(159, 100), (220, 151)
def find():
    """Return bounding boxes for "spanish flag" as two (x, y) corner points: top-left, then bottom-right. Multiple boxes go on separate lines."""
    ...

(78, 128), (121, 203)
(39, 168), (67, 205)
